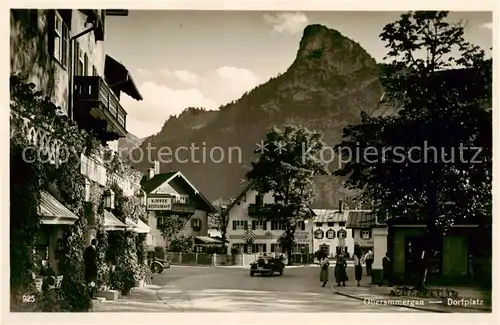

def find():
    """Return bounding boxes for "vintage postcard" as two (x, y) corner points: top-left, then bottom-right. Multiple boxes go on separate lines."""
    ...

(5, 1), (495, 324)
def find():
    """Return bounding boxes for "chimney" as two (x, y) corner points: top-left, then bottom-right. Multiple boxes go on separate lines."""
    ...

(338, 200), (343, 213)
(154, 160), (160, 175)
(144, 168), (155, 180)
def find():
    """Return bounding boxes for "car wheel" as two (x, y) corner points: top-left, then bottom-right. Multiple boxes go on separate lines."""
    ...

(250, 271), (255, 277)
(279, 269), (283, 275)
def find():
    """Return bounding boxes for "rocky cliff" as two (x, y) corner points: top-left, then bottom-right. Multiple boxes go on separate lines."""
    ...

(124, 24), (390, 208)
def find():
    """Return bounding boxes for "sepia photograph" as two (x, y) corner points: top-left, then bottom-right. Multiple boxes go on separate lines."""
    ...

(8, 5), (493, 316)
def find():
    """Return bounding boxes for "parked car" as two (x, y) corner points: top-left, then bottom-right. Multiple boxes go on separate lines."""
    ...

(250, 256), (284, 276)
(147, 252), (171, 274)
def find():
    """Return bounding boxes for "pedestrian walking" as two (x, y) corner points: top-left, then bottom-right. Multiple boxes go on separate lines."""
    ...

(83, 238), (98, 298)
(334, 254), (348, 286)
(354, 252), (363, 286)
(319, 254), (330, 287)
(379, 252), (393, 287)
(363, 249), (374, 276)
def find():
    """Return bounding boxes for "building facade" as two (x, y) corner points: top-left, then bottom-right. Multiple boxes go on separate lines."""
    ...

(311, 208), (353, 258)
(10, 9), (145, 274)
(225, 183), (313, 255)
(346, 210), (377, 255)
(141, 165), (217, 250)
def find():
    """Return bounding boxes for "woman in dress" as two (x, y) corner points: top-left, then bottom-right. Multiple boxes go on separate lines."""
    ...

(319, 253), (330, 287)
(335, 254), (348, 286)
(354, 252), (363, 286)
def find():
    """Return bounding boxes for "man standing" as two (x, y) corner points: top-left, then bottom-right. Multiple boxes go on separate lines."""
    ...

(83, 238), (98, 298)
(364, 249), (374, 276)
(379, 252), (392, 287)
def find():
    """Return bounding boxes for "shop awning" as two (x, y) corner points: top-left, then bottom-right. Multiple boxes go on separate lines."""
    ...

(103, 210), (127, 231)
(133, 219), (151, 233)
(39, 191), (79, 225)
(125, 218), (138, 231)
(104, 55), (143, 101)
(194, 236), (224, 245)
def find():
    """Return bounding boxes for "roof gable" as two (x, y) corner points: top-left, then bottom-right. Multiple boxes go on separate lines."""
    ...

(346, 210), (376, 229)
(141, 171), (216, 213)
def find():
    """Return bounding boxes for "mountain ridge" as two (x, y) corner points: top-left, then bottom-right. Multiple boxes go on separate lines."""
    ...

(122, 24), (392, 208)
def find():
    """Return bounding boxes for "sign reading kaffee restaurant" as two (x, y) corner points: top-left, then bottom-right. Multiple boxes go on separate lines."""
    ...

(146, 197), (172, 211)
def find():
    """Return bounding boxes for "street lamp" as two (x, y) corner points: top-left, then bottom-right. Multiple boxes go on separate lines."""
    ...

(137, 189), (146, 206)
(103, 189), (115, 210)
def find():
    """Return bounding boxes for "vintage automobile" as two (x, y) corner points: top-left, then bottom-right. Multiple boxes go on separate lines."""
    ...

(250, 256), (284, 276)
(147, 251), (171, 274)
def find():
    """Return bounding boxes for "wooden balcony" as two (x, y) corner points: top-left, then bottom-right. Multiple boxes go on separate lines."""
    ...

(248, 204), (270, 217)
(73, 76), (127, 141)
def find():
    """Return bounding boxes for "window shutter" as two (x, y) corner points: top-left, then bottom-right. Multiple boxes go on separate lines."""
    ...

(263, 221), (267, 231)
(47, 10), (55, 56)
(263, 244), (267, 253)
(191, 218), (195, 228)
(252, 221), (256, 230)
(352, 229), (355, 238)
(301, 222), (305, 231)
(243, 221), (248, 230)
(84, 53), (89, 76)
(232, 220), (236, 231)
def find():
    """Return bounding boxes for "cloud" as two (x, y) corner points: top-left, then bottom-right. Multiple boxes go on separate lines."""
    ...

(135, 68), (153, 78)
(160, 69), (205, 85)
(263, 12), (309, 34)
(120, 81), (218, 138)
(122, 66), (262, 138)
(480, 22), (492, 30)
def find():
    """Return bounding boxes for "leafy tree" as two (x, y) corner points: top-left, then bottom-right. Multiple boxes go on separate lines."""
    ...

(169, 235), (195, 253)
(157, 213), (191, 251)
(209, 197), (233, 249)
(246, 125), (328, 265)
(334, 11), (491, 287)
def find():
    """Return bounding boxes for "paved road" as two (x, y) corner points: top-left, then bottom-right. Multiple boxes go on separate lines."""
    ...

(93, 265), (421, 312)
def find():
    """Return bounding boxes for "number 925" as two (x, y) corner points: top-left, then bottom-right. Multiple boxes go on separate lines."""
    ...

(22, 295), (36, 303)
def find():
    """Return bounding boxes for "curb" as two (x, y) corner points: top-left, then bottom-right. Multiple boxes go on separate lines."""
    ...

(330, 285), (449, 313)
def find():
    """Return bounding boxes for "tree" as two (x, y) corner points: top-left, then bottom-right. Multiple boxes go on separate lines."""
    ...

(334, 11), (491, 287)
(157, 213), (191, 251)
(246, 125), (328, 265)
(209, 197), (232, 250)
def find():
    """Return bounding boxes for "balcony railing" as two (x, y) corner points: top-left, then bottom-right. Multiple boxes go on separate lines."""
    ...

(108, 173), (134, 196)
(73, 76), (127, 131)
(80, 154), (107, 187)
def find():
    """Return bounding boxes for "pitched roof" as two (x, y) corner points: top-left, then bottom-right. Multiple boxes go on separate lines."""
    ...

(312, 209), (348, 223)
(346, 210), (377, 229)
(141, 171), (216, 213)
(141, 172), (177, 194)
(224, 181), (254, 214)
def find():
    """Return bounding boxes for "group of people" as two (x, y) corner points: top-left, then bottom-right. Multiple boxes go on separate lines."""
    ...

(319, 249), (392, 287)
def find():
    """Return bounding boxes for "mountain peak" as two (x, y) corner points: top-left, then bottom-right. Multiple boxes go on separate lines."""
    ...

(296, 24), (371, 66)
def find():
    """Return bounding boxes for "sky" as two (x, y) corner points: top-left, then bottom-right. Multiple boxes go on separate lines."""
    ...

(104, 11), (493, 139)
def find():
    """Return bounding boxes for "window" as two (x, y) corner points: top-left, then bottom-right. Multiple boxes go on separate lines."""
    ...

(360, 230), (372, 240)
(51, 10), (69, 67)
(314, 229), (324, 239)
(92, 66), (98, 76)
(297, 221), (306, 231)
(271, 244), (283, 253)
(252, 220), (267, 230)
(271, 221), (285, 231)
(326, 229), (335, 239)
(84, 53), (89, 76)
(73, 42), (84, 76)
(337, 229), (347, 239)
(339, 222), (346, 227)
(255, 194), (263, 206)
(191, 218), (201, 230)
(156, 216), (164, 229)
(252, 243), (267, 253)
(233, 220), (247, 231)
(327, 222), (334, 227)
(175, 194), (189, 204)
(315, 222), (323, 227)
